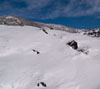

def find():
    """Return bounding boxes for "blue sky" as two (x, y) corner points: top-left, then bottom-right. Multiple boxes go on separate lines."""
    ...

(0, 0), (100, 29)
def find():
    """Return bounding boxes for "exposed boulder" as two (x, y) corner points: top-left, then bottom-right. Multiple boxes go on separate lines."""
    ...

(67, 40), (89, 55)
(67, 40), (78, 49)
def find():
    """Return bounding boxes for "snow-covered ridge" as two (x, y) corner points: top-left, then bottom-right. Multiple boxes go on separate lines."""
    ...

(0, 16), (79, 33)
(0, 16), (100, 37)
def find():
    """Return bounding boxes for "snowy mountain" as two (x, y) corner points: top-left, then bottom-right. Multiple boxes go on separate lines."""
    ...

(1, 15), (100, 37)
(0, 16), (79, 33)
(0, 16), (100, 89)
(0, 15), (100, 38)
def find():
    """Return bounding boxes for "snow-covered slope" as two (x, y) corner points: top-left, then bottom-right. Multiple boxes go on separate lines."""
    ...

(0, 25), (100, 89)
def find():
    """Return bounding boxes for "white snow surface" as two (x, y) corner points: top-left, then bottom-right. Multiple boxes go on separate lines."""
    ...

(0, 25), (100, 89)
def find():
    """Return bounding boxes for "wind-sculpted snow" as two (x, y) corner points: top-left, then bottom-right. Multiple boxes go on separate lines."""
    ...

(0, 25), (100, 89)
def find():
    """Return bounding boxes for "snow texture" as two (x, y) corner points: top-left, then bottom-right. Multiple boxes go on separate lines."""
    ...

(0, 25), (100, 89)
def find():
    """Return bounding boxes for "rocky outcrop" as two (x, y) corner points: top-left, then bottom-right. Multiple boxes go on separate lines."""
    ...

(83, 29), (100, 37)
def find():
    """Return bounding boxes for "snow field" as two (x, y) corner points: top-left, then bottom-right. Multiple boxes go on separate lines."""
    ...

(0, 25), (100, 89)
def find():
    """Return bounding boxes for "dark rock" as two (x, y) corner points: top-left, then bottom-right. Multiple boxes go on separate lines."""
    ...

(50, 27), (53, 29)
(42, 28), (48, 34)
(37, 83), (39, 87)
(84, 29), (100, 37)
(32, 49), (40, 54)
(67, 40), (89, 55)
(37, 82), (47, 87)
(67, 40), (78, 49)
(37, 51), (40, 54)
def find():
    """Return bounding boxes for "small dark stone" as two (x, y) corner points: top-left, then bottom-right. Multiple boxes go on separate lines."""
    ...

(32, 49), (40, 54)
(50, 27), (53, 29)
(42, 28), (48, 34)
(37, 51), (40, 54)
(37, 82), (47, 87)
(32, 49), (36, 52)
